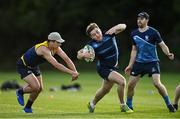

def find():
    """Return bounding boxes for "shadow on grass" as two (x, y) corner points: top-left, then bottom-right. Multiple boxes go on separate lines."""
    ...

(0, 112), (131, 118)
(0, 110), (179, 118)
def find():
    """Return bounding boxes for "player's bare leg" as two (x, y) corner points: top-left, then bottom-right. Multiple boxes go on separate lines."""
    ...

(88, 80), (114, 112)
(126, 75), (140, 110)
(173, 84), (180, 110)
(108, 71), (133, 112)
(24, 75), (43, 113)
(92, 80), (114, 105)
(16, 74), (42, 113)
(108, 71), (125, 104)
(152, 74), (176, 112)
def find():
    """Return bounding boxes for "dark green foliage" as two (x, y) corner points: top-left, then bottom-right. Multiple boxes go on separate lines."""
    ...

(0, 0), (179, 70)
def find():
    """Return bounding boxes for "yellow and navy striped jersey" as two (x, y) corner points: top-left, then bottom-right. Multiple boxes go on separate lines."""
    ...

(21, 41), (48, 68)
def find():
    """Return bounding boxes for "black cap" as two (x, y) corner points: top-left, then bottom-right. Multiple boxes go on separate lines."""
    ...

(138, 12), (149, 19)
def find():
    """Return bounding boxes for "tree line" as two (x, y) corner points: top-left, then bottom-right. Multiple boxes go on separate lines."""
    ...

(0, 0), (179, 70)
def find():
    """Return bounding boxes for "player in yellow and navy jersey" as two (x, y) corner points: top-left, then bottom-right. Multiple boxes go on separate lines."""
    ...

(77, 23), (133, 113)
(16, 32), (79, 113)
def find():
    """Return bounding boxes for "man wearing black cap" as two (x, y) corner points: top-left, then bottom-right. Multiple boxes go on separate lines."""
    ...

(125, 12), (176, 112)
(16, 32), (79, 113)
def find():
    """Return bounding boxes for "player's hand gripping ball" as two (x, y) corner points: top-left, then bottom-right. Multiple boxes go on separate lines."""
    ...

(83, 45), (95, 62)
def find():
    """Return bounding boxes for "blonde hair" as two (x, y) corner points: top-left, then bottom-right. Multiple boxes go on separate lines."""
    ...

(86, 23), (99, 36)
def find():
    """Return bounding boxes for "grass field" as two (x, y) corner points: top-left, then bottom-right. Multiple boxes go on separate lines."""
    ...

(0, 71), (179, 119)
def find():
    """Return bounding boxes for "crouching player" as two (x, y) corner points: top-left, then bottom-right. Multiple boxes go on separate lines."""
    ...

(16, 32), (79, 113)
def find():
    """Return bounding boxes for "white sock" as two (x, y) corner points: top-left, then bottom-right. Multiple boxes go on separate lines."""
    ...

(90, 101), (95, 108)
(120, 103), (125, 108)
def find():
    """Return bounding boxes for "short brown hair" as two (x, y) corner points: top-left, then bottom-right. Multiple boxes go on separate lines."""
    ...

(86, 23), (99, 36)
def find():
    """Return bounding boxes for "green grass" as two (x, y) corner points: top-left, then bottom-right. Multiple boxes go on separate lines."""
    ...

(0, 71), (179, 118)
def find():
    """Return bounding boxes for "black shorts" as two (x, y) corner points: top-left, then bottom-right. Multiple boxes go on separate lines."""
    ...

(96, 65), (119, 80)
(16, 59), (41, 79)
(131, 61), (160, 77)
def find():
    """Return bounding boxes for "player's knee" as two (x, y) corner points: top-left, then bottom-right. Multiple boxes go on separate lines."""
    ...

(31, 85), (41, 92)
(41, 86), (43, 91)
(117, 81), (125, 88)
(116, 78), (126, 87)
(36, 87), (43, 93)
(175, 85), (180, 92)
(121, 81), (126, 87)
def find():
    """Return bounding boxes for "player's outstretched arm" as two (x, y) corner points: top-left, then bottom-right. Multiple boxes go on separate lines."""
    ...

(158, 41), (174, 60)
(125, 45), (137, 75)
(106, 24), (126, 35)
(56, 47), (79, 81)
(39, 46), (76, 75)
(56, 47), (78, 72)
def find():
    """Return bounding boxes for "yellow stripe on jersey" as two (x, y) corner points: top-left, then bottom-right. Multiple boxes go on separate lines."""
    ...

(35, 40), (54, 55)
(35, 41), (48, 50)
(21, 55), (32, 68)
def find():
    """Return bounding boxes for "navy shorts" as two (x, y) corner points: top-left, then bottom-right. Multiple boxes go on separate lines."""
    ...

(16, 59), (41, 79)
(131, 61), (160, 77)
(96, 65), (119, 80)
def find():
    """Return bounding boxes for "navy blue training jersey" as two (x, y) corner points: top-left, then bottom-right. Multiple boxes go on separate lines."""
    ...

(88, 34), (119, 67)
(131, 27), (163, 63)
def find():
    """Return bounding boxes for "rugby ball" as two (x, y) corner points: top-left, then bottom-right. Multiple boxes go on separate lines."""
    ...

(83, 45), (95, 62)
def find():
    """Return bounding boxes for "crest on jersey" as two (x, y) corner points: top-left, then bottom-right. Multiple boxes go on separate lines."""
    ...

(145, 35), (149, 41)
(93, 44), (98, 48)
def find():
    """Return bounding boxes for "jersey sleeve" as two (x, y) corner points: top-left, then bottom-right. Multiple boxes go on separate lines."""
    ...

(110, 33), (116, 37)
(104, 33), (115, 37)
(130, 32), (136, 45)
(154, 30), (163, 43)
(87, 41), (94, 48)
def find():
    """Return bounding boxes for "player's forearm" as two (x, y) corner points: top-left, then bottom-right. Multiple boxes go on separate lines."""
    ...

(128, 50), (137, 67)
(161, 44), (171, 56)
(114, 24), (127, 34)
(159, 41), (172, 56)
(66, 58), (77, 72)
(54, 63), (74, 75)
